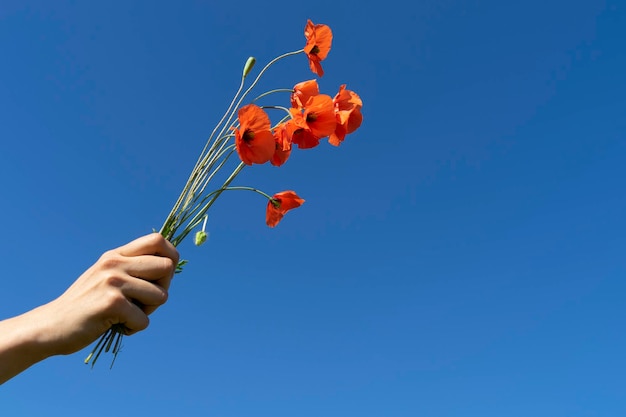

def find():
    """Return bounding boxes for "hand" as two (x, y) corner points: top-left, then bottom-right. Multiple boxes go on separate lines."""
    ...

(0, 233), (179, 383)
(43, 233), (179, 355)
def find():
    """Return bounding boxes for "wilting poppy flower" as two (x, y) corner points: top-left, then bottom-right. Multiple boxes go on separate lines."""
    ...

(329, 85), (363, 146)
(266, 190), (305, 227)
(270, 122), (295, 167)
(233, 104), (276, 165)
(291, 79), (319, 109)
(304, 20), (332, 77)
(289, 94), (336, 149)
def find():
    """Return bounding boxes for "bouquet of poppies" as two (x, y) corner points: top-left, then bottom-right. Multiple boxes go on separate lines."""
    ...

(85, 19), (363, 367)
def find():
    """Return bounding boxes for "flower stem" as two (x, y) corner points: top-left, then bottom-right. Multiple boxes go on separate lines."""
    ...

(214, 49), (304, 149)
(261, 105), (291, 116)
(251, 88), (295, 103)
(159, 75), (246, 240)
(170, 161), (246, 246)
(220, 186), (274, 200)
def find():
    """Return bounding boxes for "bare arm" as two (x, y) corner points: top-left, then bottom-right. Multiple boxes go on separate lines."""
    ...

(0, 233), (179, 384)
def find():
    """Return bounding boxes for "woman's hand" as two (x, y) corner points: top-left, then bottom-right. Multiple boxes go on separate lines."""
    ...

(0, 233), (179, 384)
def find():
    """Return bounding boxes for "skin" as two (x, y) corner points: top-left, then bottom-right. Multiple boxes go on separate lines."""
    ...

(0, 233), (179, 384)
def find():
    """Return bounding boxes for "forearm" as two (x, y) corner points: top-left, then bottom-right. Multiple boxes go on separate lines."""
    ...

(0, 305), (56, 384)
(0, 234), (177, 384)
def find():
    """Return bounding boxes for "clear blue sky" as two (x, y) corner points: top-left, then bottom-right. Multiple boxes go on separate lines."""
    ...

(1, 1), (625, 416)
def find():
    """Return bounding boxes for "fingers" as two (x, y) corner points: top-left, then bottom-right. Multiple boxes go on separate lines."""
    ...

(118, 300), (150, 335)
(120, 275), (168, 309)
(125, 255), (176, 289)
(116, 233), (179, 264)
(116, 233), (178, 292)
(106, 273), (168, 330)
(100, 234), (179, 334)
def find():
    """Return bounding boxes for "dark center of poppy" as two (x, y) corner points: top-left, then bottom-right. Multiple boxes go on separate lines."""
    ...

(271, 198), (281, 208)
(243, 130), (255, 143)
(310, 45), (320, 55)
(306, 113), (318, 123)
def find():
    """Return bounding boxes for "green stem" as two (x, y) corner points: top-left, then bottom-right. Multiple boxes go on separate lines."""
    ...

(161, 49), (303, 241)
(173, 184), (274, 247)
(214, 49), (304, 149)
(159, 76), (246, 239)
(191, 143), (236, 197)
(178, 149), (236, 226)
(261, 105), (291, 116)
(272, 114), (293, 129)
(170, 162), (246, 246)
(251, 88), (294, 103)
(220, 186), (274, 200)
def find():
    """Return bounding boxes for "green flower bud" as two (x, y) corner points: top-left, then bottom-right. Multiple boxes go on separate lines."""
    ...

(194, 230), (208, 246)
(243, 56), (256, 78)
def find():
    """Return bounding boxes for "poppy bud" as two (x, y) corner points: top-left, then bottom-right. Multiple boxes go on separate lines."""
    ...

(194, 230), (208, 246)
(243, 56), (256, 78)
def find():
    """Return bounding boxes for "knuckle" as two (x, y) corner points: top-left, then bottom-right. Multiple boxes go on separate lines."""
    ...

(146, 233), (179, 264)
(158, 288), (169, 304)
(161, 256), (175, 275)
(98, 251), (124, 270)
(102, 272), (125, 289)
(171, 248), (180, 264)
(146, 232), (166, 248)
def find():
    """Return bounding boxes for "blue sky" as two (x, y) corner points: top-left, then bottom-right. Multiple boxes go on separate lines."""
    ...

(1, 1), (625, 416)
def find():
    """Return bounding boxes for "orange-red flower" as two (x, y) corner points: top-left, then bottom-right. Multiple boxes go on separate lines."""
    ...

(291, 79), (319, 109)
(304, 20), (332, 77)
(289, 94), (336, 149)
(233, 104), (276, 165)
(266, 191), (305, 227)
(329, 85), (363, 146)
(289, 128), (320, 149)
(270, 122), (295, 167)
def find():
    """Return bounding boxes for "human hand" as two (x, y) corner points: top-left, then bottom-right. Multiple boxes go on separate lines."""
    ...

(0, 233), (179, 383)
(36, 233), (179, 356)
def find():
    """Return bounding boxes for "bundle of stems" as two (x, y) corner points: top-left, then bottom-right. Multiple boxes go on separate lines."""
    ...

(84, 19), (363, 368)
(83, 52), (296, 367)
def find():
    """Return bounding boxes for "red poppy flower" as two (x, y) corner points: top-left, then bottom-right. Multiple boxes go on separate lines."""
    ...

(289, 94), (336, 149)
(289, 127), (320, 149)
(329, 85), (363, 146)
(233, 104), (276, 165)
(270, 122), (295, 167)
(291, 79), (319, 109)
(266, 191), (305, 227)
(304, 20), (332, 77)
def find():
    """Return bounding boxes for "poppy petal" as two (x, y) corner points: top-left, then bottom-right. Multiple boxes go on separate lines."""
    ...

(266, 191), (305, 227)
